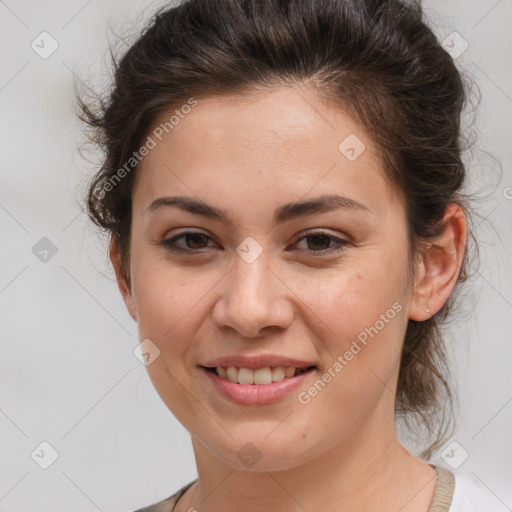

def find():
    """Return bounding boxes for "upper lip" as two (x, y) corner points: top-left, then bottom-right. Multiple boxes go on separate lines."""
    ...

(201, 354), (317, 370)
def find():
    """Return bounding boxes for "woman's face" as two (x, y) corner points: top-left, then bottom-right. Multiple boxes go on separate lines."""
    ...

(119, 86), (419, 471)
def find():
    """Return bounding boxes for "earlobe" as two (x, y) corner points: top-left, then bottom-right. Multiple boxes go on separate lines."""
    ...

(408, 204), (467, 321)
(110, 238), (138, 322)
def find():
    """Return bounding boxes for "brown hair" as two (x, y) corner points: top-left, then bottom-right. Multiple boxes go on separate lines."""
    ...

(78, 0), (479, 459)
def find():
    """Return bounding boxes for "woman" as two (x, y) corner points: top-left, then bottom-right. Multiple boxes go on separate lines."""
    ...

(79, 0), (504, 510)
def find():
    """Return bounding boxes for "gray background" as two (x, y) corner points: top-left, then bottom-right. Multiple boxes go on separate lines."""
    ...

(0, 1), (511, 511)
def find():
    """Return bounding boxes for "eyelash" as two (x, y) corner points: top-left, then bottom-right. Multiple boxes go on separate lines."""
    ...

(159, 230), (350, 256)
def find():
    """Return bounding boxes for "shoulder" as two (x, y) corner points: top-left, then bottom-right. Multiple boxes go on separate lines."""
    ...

(133, 480), (197, 512)
(447, 468), (509, 512)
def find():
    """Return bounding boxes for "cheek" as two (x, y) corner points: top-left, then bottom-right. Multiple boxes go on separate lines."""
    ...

(132, 269), (202, 341)
(296, 251), (407, 332)
(129, 264), (213, 428)
(300, 252), (408, 382)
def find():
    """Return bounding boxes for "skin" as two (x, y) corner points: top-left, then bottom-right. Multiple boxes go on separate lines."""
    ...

(110, 85), (467, 512)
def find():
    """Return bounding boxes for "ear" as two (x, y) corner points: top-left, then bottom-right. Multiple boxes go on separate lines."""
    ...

(409, 204), (467, 321)
(110, 237), (138, 322)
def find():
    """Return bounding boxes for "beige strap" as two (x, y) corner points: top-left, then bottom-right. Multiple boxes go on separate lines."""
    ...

(427, 465), (455, 512)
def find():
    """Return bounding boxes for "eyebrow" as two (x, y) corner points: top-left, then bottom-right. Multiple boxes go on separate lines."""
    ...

(146, 194), (372, 226)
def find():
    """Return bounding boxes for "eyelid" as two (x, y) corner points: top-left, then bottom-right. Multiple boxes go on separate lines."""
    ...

(291, 228), (348, 243)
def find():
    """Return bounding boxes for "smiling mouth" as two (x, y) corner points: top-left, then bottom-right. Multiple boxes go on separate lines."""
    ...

(202, 365), (317, 385)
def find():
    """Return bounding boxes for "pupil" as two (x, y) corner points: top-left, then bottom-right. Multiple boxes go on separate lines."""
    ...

(187, 233), (207, 248)
(307, 235), (330, 251)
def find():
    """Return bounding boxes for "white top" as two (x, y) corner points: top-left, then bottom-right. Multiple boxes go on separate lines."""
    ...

(450, 469), (511, 511)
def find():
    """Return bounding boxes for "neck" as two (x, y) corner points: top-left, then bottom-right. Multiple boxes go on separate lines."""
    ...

(182, 401), (437, 512)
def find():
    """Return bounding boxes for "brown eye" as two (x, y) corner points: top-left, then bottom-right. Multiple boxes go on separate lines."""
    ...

(305, 234), (333, 251)
(182, 233), (210, 249)
(160, 231), (217, 253)
(293, 231), (350, 256)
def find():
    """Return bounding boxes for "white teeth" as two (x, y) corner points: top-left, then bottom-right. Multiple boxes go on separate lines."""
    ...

(285, 367), (296, 378)
(238, 367), (254, 385)
(271, 366), (286, 382)
(254, 367), (272, 385)
(215, 365), (307, 384)
(226, 366), (238, 383)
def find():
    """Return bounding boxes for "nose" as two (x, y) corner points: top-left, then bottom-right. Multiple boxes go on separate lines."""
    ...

(211, 253), (294, 339)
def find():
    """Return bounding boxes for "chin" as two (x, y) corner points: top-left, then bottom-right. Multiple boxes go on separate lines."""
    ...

(203, 431), (315, 472)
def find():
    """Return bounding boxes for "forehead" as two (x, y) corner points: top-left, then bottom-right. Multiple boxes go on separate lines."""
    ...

(134, 86), (400, 218)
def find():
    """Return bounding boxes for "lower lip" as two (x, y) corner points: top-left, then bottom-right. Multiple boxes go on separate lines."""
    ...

(202, 367), (316, 405)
